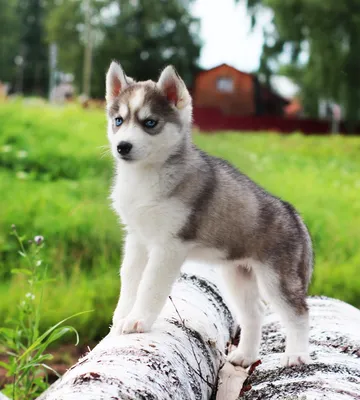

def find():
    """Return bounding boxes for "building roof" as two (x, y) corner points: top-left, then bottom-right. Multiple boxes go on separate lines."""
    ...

(196, 63), (256, 79)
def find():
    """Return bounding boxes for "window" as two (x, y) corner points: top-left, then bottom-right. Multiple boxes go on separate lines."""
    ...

(216, 77), (234, 93)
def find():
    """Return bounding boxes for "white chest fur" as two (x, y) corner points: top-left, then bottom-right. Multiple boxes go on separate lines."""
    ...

(111, 163), (189, 245)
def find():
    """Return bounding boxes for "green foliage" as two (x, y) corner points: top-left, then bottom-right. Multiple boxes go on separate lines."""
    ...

(0, 0), (21, 84)
(0, 227), (89, 400)
(44, 0), (83, 72)
(92, 0), (201, 91)
(1, 0), (49, 95)
(44, 0), (201, 97)
(1, 0), (201, 97)
(0, 101), (359, 348)
(242, 0), (360, 126)
(19, 0), (49, 95)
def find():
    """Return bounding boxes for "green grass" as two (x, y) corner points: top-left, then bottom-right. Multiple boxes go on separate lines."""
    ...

(1, 100), (359, 343)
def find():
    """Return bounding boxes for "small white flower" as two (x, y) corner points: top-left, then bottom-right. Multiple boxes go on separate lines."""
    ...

(36, 260), (42, 267)
(17, 150), (28, 158)
(1, 145), (12, 153)
(34, 235), (44, 245)
(25, 292), (35, 300)
(16, 171), (28, 180)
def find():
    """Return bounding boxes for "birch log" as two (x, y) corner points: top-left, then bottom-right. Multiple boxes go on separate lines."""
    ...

(37, 262), (237, 400)
(35, 261), (360, 400)
(242, 297), (360, 400)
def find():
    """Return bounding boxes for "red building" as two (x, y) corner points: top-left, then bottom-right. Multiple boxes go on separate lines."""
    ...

(191, 64), (335, 133)
(192, 63), (289, 117)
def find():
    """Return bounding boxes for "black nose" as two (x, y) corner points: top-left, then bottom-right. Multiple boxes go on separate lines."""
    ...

(117, 141), (133, 156)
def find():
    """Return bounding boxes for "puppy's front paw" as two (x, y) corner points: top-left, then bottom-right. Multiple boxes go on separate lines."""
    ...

(110, 318), (126, 336)
(281, 352), (310, 367)
(121, 313), (153, 334)
(227, 349), (259, 368)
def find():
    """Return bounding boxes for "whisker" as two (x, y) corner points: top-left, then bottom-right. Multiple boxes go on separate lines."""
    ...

(100, 149), (111, 159)
(97, 144), (110, 150)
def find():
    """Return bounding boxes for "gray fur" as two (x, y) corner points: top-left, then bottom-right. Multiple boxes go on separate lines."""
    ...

(108, 82), (181, 135)
(167, 145), (313, 315)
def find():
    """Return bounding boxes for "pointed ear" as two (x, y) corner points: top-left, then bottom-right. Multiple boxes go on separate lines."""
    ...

(105, 61), (134, 102)
(157, 66), (191, 109)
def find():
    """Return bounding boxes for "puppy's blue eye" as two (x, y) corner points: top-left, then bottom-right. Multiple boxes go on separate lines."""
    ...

(115, 117), (123, 127)
(144, 119), (157, 128)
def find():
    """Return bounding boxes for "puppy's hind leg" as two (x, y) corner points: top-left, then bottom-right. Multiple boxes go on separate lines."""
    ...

(222, 265), (264, 368)
(254, 264), (310, 367)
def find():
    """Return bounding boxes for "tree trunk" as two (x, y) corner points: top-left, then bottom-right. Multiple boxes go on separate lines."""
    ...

(82, 0), (93, 98)
(35, 261), (360, 400)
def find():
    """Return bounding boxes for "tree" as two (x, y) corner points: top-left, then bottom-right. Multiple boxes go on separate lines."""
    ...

(18, 0), (49, 95)
(91, 0), (201, 97)
(241, 0), (360, 129)
(0, 0), (21, 88)
(45, 0), (202, 98)
(45, 0), (113, 96)
(44, 0), (84, 85)
(0, 0), (49, 95)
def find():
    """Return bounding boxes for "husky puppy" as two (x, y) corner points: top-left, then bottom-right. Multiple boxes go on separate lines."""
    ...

(106, 61), (313, 367)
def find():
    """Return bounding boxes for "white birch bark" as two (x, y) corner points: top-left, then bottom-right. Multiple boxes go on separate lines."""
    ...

(37, 262), (237, 400)
(35, 261), (360, 400)
(242, 297), (360, 400)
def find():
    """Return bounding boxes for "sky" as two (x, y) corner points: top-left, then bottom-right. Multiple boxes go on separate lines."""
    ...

(191, 0), (299, 98)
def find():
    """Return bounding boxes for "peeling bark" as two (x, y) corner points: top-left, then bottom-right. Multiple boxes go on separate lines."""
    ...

(216, 362), (247, 400)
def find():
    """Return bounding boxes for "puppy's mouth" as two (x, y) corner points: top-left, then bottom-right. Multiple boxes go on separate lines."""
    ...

(118, 154), (134, 162)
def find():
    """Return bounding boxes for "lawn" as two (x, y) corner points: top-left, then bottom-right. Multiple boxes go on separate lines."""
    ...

(1, 100), (359, 344)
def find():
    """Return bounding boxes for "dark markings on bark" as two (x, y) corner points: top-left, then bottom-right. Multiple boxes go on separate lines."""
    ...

(117, 386), (158, 400)
(171, 347), (204, 400)
(71, 373), (177, 400)
(168, 319), (216, 379)
(259, 321), (285, 355)
(179, 273), (235, 334)
(73, 372), (101, 384)
(244, 362), (360, 400)
(243, 379), (360, 400)
(67, 346), (191, 400)
(68, 356), (89, 372)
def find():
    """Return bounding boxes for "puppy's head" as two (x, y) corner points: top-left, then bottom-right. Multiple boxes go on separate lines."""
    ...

(105, 62), (192, 164)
